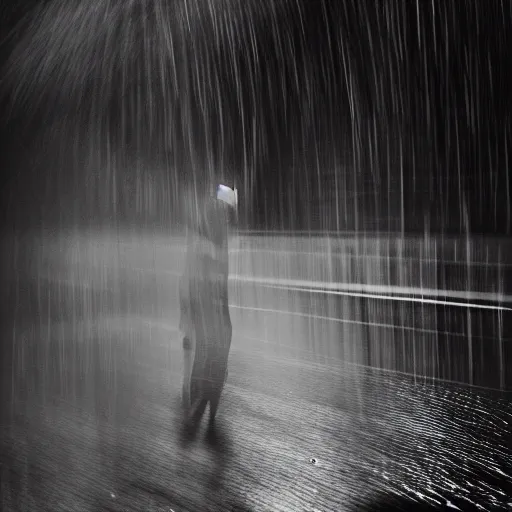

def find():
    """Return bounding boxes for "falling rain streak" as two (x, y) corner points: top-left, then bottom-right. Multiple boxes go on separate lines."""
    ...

(1, 0), (510, 234)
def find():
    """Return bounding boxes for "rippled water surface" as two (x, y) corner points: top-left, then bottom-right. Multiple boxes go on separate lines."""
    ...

(1, 232), (511, 511)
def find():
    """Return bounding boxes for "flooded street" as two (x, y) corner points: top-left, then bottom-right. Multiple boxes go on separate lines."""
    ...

(1, 231), (511, 511)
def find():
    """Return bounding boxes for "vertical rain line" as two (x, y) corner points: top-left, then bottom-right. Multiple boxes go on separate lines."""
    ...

(497, 245), (505, 390)
(505, 127), (511, 233)
(467, 308), (473, 386)
(434, 239), (440, 379)
(498, 308), (504, 390)
(399, 135), (404, 237)
(334, 154), (340, 232)
(465, 211), (472, 385)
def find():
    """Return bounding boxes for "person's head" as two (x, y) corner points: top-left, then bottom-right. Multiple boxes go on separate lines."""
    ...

(216, 184), (238, 210)
(183, 180), (238, 246)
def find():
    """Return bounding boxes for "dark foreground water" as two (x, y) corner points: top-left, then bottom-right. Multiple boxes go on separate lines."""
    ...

(1, 269), (511, 511)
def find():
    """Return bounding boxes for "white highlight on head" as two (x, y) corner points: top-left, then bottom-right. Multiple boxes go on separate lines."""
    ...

(217, 184), (238, 208)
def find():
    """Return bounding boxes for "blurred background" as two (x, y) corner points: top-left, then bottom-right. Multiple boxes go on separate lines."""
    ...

(0, 1), (511, 511)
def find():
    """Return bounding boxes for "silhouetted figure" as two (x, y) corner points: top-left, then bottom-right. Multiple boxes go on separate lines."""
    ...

(179, 183), (237, 428)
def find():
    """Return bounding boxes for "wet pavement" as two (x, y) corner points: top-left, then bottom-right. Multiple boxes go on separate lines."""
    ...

(1, 232), (511, 511)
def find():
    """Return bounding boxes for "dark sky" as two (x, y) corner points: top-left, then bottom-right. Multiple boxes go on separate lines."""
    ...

(1, 0), (511, 233)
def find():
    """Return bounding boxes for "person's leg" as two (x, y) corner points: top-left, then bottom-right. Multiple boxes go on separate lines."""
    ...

(187, 305), (209, 424)
(186, 289), (231, 425)
(208, 308), (232, 423)
(181, 336), (194, 410)
(207, 354), (230, 425)
(179, 275), (194, 410)
(208, 393), (221, 425)
(186, 360), (209, 427)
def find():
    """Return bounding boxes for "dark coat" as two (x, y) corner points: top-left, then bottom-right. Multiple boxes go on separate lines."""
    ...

(179, 198), (232, 406)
